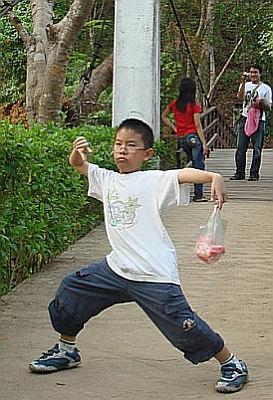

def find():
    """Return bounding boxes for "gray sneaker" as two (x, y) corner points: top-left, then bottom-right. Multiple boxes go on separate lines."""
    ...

(29, 343), (81, 373)
(215, 360), (248, 393)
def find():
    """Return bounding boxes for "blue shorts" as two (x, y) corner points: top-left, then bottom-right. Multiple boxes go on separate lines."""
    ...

(49, 258), (224, 364)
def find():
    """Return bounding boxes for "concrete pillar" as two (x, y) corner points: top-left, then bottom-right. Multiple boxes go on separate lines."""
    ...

(112, 0), (160, 140)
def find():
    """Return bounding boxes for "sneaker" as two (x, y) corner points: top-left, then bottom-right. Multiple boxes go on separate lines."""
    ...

(193, 197), (208, 203)
(215, 360), (248, 393)
(229, 175), (245, 180)
(248, 176), (259, 181)
(29, 343), (81, 373)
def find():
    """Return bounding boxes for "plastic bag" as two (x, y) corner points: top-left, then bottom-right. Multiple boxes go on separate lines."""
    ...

(195, 205), (226, 264)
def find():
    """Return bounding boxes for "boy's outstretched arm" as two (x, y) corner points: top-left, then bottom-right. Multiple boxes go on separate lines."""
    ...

(69, 136), (93, 177)
(178, 168), (228, 210)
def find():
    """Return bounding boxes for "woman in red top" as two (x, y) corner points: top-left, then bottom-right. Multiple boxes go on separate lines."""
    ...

(162, 78), (208, 202)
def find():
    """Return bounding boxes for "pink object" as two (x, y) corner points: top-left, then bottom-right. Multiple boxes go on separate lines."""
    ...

(244, 99), (261, 137)
(195, 236), (225, 264)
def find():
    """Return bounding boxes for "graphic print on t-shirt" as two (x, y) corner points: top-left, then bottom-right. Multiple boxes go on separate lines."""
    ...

(244, 89), (259, 111)
(107, 189), (142, 230)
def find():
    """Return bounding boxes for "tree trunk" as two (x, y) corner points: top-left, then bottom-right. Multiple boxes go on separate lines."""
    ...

(194, 0), (215, 107)
(9, 0), (95, 123)
(27, 0), (54, 123)
(37, 0), (95, 124)
(197, 0), (215, 90)
(206, 0), (215, 91)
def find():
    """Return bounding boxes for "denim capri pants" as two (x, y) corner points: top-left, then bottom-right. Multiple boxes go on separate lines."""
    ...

(49, 258), (224, 364)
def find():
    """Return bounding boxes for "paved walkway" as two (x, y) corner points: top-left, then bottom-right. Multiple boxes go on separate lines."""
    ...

(1, 149), (272, 400)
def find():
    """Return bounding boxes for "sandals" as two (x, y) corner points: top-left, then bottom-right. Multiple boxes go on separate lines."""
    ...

(193, 197), (208, 203)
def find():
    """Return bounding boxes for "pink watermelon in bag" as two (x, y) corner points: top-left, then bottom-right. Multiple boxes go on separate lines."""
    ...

(195, 236), (225, 264)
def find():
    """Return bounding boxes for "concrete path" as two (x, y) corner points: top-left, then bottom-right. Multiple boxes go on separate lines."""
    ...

(1, 149), (272, 400)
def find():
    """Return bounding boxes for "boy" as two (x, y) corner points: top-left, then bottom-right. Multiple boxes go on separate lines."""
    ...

(29, 119), (248, 393)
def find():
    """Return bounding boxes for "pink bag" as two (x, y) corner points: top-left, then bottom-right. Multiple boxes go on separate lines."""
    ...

(244, 100), (261, 137)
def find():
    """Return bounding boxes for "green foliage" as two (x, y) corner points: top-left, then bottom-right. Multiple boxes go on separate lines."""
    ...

(87, 87), (113, 125)
(0, 1), (31, 103)
(160, 51), (183, 110)
(64, 52), (90, 97)
(62, 5), (114, 98)
(153, 136), (178, 170)
(87, 108), (112, 126)
(0, 121), (116, 295)
(160, 1), (185, 110)
(52, 0), (71, 22)
(214, 0), (272, 68)
(258, 14), (273, 94)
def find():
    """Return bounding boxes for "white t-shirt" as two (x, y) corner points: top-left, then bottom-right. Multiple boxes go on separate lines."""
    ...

(240, 81), (272, 121)
(88, 164), (190, 285)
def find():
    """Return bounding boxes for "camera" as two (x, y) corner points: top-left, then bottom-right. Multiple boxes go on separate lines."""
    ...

(243, 72), (250, 77)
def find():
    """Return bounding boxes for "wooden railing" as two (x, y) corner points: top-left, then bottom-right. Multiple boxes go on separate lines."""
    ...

(176, 106), (236, 167)
(201, 106), (237, 149)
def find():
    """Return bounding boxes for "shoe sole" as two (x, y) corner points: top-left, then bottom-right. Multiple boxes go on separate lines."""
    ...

(193, 198), (208, 203)
(29, 360), (81, 373)
(215, 375), (249, 393)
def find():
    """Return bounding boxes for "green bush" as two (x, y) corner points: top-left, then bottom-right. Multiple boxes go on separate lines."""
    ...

(0, 121), (170, 296)
(0, 121), (117, 295)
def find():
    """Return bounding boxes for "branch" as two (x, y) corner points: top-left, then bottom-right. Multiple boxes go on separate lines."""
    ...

(208, 37), (243, 100)
(7, 10), (29, 45)
(196, 0), (206, 38)
(56, 0), (94, 50)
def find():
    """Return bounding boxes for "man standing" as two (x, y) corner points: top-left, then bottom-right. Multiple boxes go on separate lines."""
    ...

(230, 64), (272, 181)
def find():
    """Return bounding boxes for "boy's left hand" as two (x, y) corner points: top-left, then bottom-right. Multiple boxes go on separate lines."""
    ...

(210, 174), (228, 210)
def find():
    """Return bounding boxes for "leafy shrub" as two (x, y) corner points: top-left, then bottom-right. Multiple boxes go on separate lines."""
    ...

(0, 121), (116, 295)
(0, 1), (31, 103)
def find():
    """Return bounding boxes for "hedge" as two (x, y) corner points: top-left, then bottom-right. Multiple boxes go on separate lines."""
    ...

(0, 121), (120, 295)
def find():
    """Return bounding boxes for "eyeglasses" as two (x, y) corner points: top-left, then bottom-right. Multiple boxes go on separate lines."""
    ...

(113, 144), (147, 153)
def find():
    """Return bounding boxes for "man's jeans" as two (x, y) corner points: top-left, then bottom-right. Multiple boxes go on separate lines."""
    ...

(49, 258), (224, 365)
(235, 117), (265, 179)
(178, 134), (205, 199)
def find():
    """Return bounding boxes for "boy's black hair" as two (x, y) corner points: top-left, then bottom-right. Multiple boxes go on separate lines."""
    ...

(248, 64), (263, 74)
(116, 118), (154, 148)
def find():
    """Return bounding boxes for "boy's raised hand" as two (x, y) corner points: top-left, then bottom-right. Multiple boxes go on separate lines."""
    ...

(70, 136), (92, 177)
(210, 174), (228, 210)
(73, 136), (93, 160)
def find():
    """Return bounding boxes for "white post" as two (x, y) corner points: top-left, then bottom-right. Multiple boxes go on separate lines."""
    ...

(112, 0), (160, 140)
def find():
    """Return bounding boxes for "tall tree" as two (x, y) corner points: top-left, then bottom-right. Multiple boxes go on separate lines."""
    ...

(5, 0), (113, 124)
